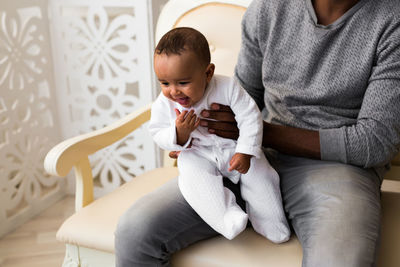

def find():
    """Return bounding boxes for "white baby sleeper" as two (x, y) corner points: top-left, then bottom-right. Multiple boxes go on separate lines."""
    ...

(149, 75), (290, 242)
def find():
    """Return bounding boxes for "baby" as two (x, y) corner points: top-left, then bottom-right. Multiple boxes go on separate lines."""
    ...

(149, 27), (290, 242)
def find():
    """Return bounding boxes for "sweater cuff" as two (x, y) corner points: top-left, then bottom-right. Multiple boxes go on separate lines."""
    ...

(235, 144), (262, 159)
(319, 128), (347, 164)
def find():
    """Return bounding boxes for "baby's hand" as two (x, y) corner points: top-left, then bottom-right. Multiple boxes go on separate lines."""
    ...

(228, 153), (252, 174)
(175, 109), (200, 145)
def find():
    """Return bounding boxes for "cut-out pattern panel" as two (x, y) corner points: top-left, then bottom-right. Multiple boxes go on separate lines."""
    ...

(0, 0), (65, 238)
(49, 0), (158, 197)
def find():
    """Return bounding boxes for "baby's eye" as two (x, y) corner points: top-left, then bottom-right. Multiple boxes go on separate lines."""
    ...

(179, 81), (189, 85)
(161, 82), (169, 86)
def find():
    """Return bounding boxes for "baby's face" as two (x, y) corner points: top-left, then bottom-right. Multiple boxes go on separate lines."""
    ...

(154, 51), (214, 108)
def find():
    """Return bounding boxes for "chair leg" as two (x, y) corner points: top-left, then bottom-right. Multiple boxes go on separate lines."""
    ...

(62, 244), (80, 267)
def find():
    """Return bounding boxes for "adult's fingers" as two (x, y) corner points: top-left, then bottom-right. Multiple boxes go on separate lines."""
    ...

(201, 109), (236, 122)
(200, 119), (238, 131)
(210, 103), (233, 112)
(209, 128), (239, 140)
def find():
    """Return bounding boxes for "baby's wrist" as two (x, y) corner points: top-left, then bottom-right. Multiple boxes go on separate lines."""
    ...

(236, 152), (252, 159)
(176, 128), (190, 146)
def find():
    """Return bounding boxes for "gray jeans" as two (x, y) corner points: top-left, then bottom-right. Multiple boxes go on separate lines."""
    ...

(115, 150), (382, 267)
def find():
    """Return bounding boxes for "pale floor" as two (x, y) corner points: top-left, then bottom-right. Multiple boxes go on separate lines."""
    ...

(0, 181), (398, 267)
(0, 196), (75, 267)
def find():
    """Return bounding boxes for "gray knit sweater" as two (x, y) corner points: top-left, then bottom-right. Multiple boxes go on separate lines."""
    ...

(235, 0), (400, 169)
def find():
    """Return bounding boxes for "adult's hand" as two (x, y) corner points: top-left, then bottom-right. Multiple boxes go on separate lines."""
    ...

(198, 103), (321, 159)
(169, 103), (238, 159)
(263, 123), (321, 159)
(169, 102), (321, 160)
(200, 103), (239, 140)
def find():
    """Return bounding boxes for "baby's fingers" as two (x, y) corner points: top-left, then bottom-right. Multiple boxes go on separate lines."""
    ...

(228, 159), (239, 172)
(176, 110), (188, 122)
(186, 109), (196, 119)
(189, 113), (199, 125)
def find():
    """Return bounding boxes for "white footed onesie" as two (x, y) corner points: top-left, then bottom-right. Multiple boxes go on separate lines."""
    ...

(148, 75), (290, 242)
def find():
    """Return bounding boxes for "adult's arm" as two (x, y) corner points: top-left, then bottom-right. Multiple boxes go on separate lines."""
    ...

(227, 0), (319, 159)
(200, 104), (320, 159)
(228, 79), (264, 158)
(319, 20), (400, 168)
(234, 0), (400, 168)
(234, 0), (265, 111)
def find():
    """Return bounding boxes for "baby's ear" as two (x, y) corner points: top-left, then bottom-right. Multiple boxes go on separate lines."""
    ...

(205, 63), (215, 82)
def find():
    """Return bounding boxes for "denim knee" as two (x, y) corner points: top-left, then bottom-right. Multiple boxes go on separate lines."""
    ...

(302, 225), (380, 267)
(115, 196), (168, 266)
(277, 156), (382, 267)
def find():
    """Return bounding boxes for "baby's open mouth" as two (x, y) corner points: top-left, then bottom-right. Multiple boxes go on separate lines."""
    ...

(176, 97), (190, 105)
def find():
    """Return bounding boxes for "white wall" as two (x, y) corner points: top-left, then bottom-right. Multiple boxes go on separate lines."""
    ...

(0, 0), (165, 238)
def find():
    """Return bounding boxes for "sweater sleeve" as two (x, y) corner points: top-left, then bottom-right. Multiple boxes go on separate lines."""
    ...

(320, 20), (400, 168)
(228, 78), (263, 158)
(148, 94), (192, 151)
(234, 0), (265, 111)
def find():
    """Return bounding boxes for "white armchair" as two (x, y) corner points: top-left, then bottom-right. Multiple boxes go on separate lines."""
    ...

(44, 0), (400, 266)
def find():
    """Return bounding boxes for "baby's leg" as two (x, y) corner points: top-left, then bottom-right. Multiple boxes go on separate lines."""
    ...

(178, 149), (248, 240)
(241, 154), (290, 243)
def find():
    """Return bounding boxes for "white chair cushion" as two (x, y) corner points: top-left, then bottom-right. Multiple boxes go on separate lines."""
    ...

(172, 192), (400, 267)
(56, 167), (179, 252)
(57, 166), (400, 266)
(172, 229), (302, 267)
(378, 192), (400, 267)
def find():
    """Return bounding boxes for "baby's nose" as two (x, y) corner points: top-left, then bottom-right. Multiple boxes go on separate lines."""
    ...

(171, 86), (180, 95)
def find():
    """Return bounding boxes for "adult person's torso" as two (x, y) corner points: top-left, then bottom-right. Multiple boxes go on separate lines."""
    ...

(257, 0), (398, 130)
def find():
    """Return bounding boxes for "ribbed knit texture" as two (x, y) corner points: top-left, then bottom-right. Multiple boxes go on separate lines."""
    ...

(235, 0), (400, 168)
(178, 146), (290, 242)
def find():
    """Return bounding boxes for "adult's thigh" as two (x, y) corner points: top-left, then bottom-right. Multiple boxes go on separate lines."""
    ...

(275, 154), (382, 267)
(114, 178), (218, 267)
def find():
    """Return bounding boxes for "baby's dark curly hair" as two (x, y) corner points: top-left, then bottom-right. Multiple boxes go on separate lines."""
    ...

(155, 27), (211, 67)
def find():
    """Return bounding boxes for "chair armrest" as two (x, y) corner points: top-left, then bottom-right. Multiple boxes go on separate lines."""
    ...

(44, 103), (152, 177)
(392, 153), (400, 166)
